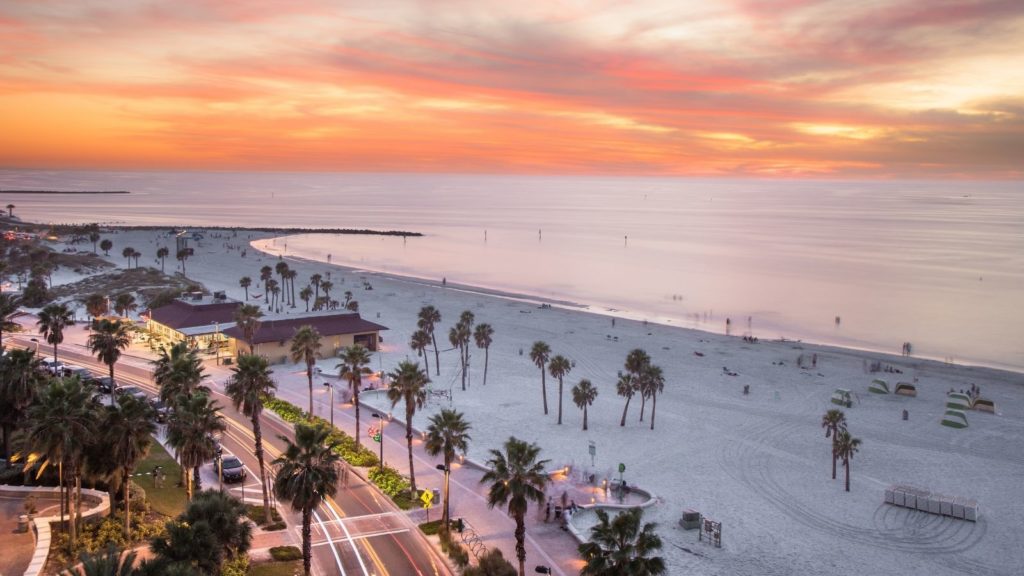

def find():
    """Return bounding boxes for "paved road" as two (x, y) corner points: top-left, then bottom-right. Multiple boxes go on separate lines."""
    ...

(10, 335), (450, 576)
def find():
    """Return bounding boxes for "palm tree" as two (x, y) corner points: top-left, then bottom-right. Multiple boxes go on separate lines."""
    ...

(83, 293), (107, 320)
(233, 304), (263, 354)
(424, 409), (471, 528)
(176, 249), (190, 276)
(179, 489), (253, 564)
(239, 276), (252, 300)
(273, 422), (341, 576)
(100, 239), (113, 256)
(275, 261), (289, 297)
(615, 372), (636, 427)
(156, 246), (169, 273)
(105, 394), (156, 539)
(0, 292), (20, 347)
(88, 231), (100, 254)
(87, 318), (132, 405)
(309, 273), (322, 304)
(342, 290), (352, 307)
(417, 306), (442, 375)
(337, 344), (373, 446)
(37, 302), (75, 365)
(548, 355), (571, 425)
(286, 269), (298, 307)
(225, 353), (277, 525)
(474, 323), (494, 386)
(131, 249), (141, 269)
(166, 393), (225, 501)
(386, 361), (429, 494)
(320, 280), (333, 304)
(624, 349), (651, 422)
(153, 341), (208, 404)
(834, 429), (862, 492)
(481, 437), (550, 576)
(529, 341), (551, 415)
(65, 544), (138, 576)
(448, 322), (471, 391)
(260, 266), (273, 303)
(643, 364), (665, 431)
(410, 329), (431, 376)
(299, 286), (313, 312)
(122, 247), (134, 268)
(289, 325), (322, 416)
(458, 311), (474, 386)
(0, 348), (41, 467)
(149, 490), (252, 573)
(572, 379), (598, 431)
(113, 293), (137, 318)
(266, 279), (279, 311)
(578, 507), (666, 576)
(5, 203), (13, 218)
(821, 409), (847, 480)
(26, 377), (97, 547)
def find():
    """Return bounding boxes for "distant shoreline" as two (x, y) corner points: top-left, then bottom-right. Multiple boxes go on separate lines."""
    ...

(0, 190), (130, 194)
(106, 224), (423, 237)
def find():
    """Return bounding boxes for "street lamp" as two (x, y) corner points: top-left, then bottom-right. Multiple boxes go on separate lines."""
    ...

(372, 413), (385, 472)
(323, 381), (334, 428)
(29, 338), (40, 355)
(436, 463), (451, 527)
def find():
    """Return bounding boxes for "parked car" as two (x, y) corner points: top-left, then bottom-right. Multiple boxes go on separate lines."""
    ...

(219, 456), (246, 483)
(94, 377), (115, 394)
(149, 399), (169, 423)
(116, 385), (148, 402)
(65, 366), (94, 380)
(40, 357), (65, 375)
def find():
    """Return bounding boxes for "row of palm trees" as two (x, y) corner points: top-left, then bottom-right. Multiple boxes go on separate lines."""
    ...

(821, 409), (862, 492)
(411, 305), (495, 387)
(240, 264), (358, 314)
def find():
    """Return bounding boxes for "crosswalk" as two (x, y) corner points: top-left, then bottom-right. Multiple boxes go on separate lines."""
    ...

(307, 511), (410, 547)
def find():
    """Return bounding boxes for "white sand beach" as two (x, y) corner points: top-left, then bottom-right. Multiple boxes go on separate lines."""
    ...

(48, 228), (1024, 576)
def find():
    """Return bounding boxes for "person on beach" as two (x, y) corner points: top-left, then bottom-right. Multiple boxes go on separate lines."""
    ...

(545, 500), (551, 522)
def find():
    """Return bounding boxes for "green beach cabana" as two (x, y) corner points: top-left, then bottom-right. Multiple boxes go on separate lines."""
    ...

(831, 389), (852, 407)
(869, 379), (890, 394)
(946, 392), (971, 411)
(941, 409), (968, 429)
(894, 382), (917, 397)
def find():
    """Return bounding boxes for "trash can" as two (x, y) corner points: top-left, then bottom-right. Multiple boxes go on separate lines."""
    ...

(18, 514), (30, 533)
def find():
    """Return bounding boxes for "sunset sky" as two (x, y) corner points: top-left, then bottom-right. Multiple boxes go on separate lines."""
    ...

(1, 0), (1022, 177)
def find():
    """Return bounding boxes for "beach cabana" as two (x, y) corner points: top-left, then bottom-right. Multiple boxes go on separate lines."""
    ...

(941, 410), (968, 429)
(894, 382), (917, 397)
(946, 393), (971, 411)
(972, 398), (996, 413)
(868, 379), (890, 394)
(831, 389), (852, 407)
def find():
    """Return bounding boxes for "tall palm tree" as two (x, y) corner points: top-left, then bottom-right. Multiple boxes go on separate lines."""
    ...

(156, 246), (169, 273)
(644, 364), (665, 431)
(37, 302), (75, 365)
(274, 261), (289, 298)
(273, 422), (341, 576)
(5, 203), (13, 218)
(131, 249), (141, 269)
(285, 269), (298, 307)
(474, 323), (494, 386)
(100, 239), (112, 256)
(548, 355), (572, 425)
(481, 437), (550, 576)
(88, 231), (101, 253)
(529, 341), (551, 415)
(320, 280), (333, 304)
(615, 372), (636, 427)
(266, 279), (279, 311)
(87, 318), (131, 406)
(289, 325), (321, 416)
(0, 348), (41, 467)
(337, 344), (373, 446)
(835, 429), (862, 492)
(26, 377), (97, 547)
(309, 273), (322, 304)
(166, 393), (225, 501)
(83, 293), (107, 320)
(578, 507), (666, 576)
(113, 293), (137, 318)
(239, 276), (251, 300)
(225, 353), (277, 525)
(260, 266), (273, 303)
(424, 409), (471, 528)
(624, 349), (651, 422)
(153, 341), (208, 404)
(448, 322), (471, 391)
(0, 292), (20, 347)
(458, 311), (474, 385)
(821, 409), (847, 480)
(299, 286), (313, 312)
(410, 329), (432, 375)
(122, 247), (134, 268)
(386, 361), (429, 494)
(417, 306), (442, 375)
(233, 303), (263, 354)
(572, 379), (598, 431)
(104, 394), (155, 539)
(176, 249), (190, 276)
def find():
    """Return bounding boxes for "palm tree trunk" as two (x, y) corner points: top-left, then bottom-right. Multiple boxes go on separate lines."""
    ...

(845, 459), (851, 492)
(442, 455), (451, 527)
(307, 367), (314, 416)
(639, 393), (647, 422)
(620, 395), (631, 427)
(53, 341), (59, 365)
(194, 465), (201, 493)
(460, 344), (466, 391)
(515, 513), (526, 576)
(422, 350), (430, 377)
(302, 506), (313, 576)
(406, 413), (416, 494)
(483, 346), (489, 386)
(832, 446), (838, 480)
(557, 377), (564, 425)
(58, 460), (65, 535)
(353, 384), (361, 446)
(123, 465), (132, 539)
(253, 413), (272, 525)
(109, 363), (116, 408)
(431, 332), (440, 375)
(75, 475), (82, 535)
(186, 466), (194, 501)
(650, 393), (657, 430)
(540, 367), (548, 415)
(583, 405), (588, 431)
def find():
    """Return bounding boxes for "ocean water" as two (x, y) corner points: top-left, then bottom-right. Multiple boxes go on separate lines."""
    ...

(2, 170), (1022, 371)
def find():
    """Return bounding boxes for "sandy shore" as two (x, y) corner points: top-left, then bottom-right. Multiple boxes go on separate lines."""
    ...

(45, 227), (1024, 576)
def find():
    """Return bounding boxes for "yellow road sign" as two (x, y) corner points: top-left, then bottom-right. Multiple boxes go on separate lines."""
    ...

(420, 489), (434, 508)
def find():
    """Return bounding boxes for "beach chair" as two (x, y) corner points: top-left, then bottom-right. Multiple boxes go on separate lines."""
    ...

(941, 409), (968, 428)
(894, 382), (917, 397)
(868, 379), (890, 394)
(972, 398), (996, 413)
(831, 388), (852, 407)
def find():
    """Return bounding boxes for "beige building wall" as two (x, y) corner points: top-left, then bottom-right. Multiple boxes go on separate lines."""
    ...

(229, 332), (378, 364)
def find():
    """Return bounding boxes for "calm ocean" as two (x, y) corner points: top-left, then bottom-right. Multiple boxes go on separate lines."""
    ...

(2, 170), (1022, 371)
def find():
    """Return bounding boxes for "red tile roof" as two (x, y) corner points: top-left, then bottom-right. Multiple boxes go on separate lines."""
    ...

(222, 313), (387, 345)
(148, 300), (241, 330)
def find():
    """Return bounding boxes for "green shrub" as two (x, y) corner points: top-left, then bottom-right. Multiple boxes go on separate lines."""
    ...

(438, 527), (470, 567)
(367, 466), (410, 500)
(419, 519), (444, 536)
(262, 397), (378, 467)
(270, 546), (302, 562)
(265, 521), (287, 532)
(221, 554), (250, 576)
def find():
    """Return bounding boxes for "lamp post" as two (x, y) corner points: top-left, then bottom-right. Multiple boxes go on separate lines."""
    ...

(29, 337), (40, 355)
(323, 381), (334, 428)
(436, 463), (451, 527)
(372, 413), (385, 472)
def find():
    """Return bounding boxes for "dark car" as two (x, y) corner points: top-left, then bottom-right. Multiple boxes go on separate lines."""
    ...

(94, 377), (115, 394)
(117, 385), (148, 402)
(220, 456), (246, 483)
(149, 399), (169, 423)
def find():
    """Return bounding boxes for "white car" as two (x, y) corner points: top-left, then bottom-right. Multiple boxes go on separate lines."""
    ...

(40, 357), (66, 375)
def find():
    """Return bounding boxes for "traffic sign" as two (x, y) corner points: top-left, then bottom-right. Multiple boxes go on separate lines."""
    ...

(618, 462), (625, 474)
(420, 489), (434, 508)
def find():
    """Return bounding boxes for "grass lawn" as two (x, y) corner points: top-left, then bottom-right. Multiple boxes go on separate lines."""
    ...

(136, 437), (187, 518)
(250, 560), (302, 576)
